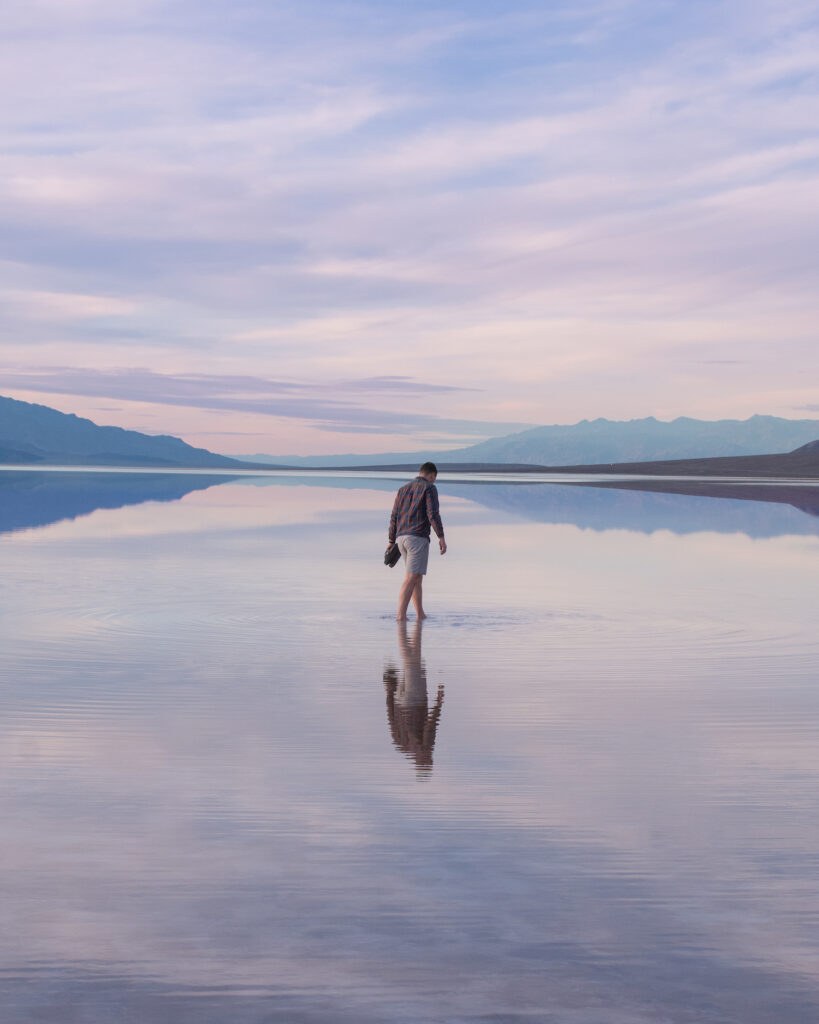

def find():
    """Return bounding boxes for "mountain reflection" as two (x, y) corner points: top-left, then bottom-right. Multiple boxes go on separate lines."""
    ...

(447, 480), (819, 537)
(383, 622), (444, 775)
(0, 470), (232, 536)
(245, 473), (819, 538)
(2, 467), (818, 542)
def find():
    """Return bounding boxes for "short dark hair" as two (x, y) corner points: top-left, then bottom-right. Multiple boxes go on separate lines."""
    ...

(419, 461), (438, 476)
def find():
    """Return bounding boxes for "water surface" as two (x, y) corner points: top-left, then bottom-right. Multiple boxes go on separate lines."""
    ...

(1, 470), (818, 1022)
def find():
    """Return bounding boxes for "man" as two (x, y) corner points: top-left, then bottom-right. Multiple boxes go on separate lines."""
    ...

(387, 462), (447, 621)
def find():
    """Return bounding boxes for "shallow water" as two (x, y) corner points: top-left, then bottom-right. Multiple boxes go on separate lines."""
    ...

(1, 470), (818, 1023)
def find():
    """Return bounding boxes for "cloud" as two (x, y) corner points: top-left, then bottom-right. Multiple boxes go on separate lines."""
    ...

(1, 288), (137, 319)
(1, 0), (818, 446)
(0, 367), (528, 438)
(340, 375), (479, 394)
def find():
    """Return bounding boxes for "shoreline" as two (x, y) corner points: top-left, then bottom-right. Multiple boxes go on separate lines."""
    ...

(2, 460), (819, 485)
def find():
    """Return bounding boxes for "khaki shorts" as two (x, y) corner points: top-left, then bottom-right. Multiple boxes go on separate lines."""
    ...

(397, 534), (430, 575)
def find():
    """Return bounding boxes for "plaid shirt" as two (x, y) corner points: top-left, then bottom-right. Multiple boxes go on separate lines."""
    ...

(388, 477), (445, 543)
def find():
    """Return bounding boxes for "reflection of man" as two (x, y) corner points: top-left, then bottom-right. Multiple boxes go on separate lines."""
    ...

(387, 462), (447, 622)
(383, 621), (444, 774)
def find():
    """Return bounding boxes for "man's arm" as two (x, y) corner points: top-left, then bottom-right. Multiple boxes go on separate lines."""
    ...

(388, 493), (399, 545)
(426, 485), (447, 554)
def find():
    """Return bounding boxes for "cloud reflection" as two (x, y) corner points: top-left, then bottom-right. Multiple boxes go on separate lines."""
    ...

(1, 474), (819, 1020)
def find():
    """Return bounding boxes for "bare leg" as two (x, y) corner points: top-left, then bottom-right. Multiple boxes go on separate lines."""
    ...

(412, 576), (426, 620)
(397, 572), (422, 621)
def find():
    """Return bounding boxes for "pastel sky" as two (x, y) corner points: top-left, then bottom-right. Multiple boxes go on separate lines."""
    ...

(1, 0), (818, 455)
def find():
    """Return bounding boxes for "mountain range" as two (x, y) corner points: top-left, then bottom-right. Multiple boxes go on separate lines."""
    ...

(0, 394), (251, 468)
(241, 414), (819, 467)
(1, 394), (819, 473)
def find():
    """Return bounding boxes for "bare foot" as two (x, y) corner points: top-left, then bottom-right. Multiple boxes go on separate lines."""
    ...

(396, 614), (407, 622)
(417, 612), (427, 620)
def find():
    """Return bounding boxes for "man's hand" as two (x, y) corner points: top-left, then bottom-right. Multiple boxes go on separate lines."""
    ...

(439, 537), (447, 555)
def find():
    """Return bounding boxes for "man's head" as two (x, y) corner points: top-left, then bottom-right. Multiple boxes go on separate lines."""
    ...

(418, 461), (438, 481)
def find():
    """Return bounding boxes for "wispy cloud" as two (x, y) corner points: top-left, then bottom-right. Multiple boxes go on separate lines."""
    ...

(1, 288), (137, 319)
(0, 367), (527, 439)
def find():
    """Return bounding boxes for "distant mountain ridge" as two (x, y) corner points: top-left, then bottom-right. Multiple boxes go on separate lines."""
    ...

(242, 415), (819, 468)
(4, 395), (819, 473)
(537, 439), (819, 478)
(0, 394), (248, 468)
